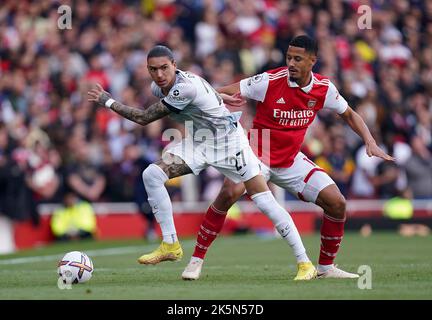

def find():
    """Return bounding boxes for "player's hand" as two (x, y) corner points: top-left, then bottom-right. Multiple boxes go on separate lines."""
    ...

(366, 141), (395, 161)
(87, 83), (112, 107)
(220, 92), (246, 108)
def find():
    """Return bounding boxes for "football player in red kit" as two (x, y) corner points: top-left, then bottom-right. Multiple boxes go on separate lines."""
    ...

(182, 35), (394, 280)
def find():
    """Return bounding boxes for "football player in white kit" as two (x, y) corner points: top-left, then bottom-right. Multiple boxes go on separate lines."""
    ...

(88, 45), (317, 280)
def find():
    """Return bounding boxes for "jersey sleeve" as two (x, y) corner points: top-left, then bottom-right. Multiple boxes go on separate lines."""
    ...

(323, 81), (348, 114)
(239, 72), (270, 102)
(162, 82), (197, 113)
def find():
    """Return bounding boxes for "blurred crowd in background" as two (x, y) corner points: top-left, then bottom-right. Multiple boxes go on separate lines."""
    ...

(1, 0), (431, 227)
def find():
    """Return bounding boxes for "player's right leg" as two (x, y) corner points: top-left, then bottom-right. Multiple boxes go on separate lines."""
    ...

(182, 178), (245, 280)
(137, 153), (192, 265)
(194, 178), (246, 257)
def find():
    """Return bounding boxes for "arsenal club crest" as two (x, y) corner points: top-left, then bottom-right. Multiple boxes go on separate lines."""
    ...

(307, 99), (316, 108)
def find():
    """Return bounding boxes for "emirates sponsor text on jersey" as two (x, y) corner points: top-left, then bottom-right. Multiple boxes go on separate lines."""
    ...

(273, 109), (315, 126)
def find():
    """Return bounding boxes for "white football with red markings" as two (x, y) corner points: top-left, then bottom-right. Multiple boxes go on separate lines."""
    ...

(58, 251), (94, 284)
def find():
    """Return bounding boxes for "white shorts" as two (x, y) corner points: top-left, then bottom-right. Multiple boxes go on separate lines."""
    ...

(165, 123), (261, 184)
(260, 152), (335, 203)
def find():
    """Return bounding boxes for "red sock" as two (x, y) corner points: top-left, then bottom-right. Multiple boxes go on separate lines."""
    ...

(319, 213), (345, 265)
(192, 205), (227, 259)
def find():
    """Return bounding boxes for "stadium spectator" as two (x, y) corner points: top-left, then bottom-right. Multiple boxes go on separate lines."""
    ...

(50, 192), (97, 241)
(405, 136), (432, 199)
(315, 132), (356, 198)
(368, 131), (410, 199)
(194, 8), (219, 59)
(22, 127), (61, 201)
(0, 122), (16, 219)
(350, 133), (384, 198)
(108, 143), (157, 240)
(64, 140), (107, 202)
(351, 130), (411, 198)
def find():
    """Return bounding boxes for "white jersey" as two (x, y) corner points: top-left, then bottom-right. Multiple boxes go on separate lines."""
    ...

(152, 70), (257, 183)
(151, 70), (242, 143)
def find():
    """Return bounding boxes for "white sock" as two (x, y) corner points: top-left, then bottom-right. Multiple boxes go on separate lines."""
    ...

(163, 234), (178, 244)
(251, 191), (310, 263)
(296, 252), (311, 264)
(142, 164), (177, 244)
(317, 264), (334, 273)
(190, 256), (203, 264)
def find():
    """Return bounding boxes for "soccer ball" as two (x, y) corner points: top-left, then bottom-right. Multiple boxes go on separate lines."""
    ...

(58, 251), (94, 284)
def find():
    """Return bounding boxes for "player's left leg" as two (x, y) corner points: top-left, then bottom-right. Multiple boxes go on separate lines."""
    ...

(293, 158), (359, 278)
(277, 152), (358, 279)
(137, 153), (193, 265)
(243, 175), (314, 276)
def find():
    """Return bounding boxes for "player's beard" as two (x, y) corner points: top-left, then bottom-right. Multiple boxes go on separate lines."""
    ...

(289, 75), (303, 85)
(288, 69), (300, 83)
(289, 70), (309, 86)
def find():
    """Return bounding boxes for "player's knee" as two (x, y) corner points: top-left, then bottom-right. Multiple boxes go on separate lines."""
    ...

(142, 164), (167, 189)
(142, 167), (153, 188)
(331, 195), (346, 219)
(317, 185), (346, 219)
(219, 186), (237, 205)
(219, 184), (242, 206)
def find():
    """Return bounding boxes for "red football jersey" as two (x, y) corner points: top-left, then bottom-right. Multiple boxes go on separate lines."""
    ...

(240, 67), (348, 168)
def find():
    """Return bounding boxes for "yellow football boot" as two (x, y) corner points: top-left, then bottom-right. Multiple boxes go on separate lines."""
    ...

(294, 261), (317, 280)
(137, 241), (183, 265)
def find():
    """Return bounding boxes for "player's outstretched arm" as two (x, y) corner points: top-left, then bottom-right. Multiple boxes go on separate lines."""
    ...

(339, 106), (395, 161)
(219, 92), (246, 108)
(217, 82), (241, 96)
(88, 83), (171, 126)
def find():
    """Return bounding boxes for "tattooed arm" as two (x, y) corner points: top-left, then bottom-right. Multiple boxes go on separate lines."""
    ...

(110, 100), (170, 126)
(87, 84), (171, 126)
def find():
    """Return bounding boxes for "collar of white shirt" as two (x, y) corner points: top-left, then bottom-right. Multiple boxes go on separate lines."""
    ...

(287, 71), (314, 93)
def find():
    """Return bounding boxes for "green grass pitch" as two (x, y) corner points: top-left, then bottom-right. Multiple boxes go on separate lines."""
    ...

(0, 232), (431, 300)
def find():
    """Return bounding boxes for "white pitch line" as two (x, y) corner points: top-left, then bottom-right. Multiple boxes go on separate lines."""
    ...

(0, 240), (196, 266)
(0, 246), (141, 265)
